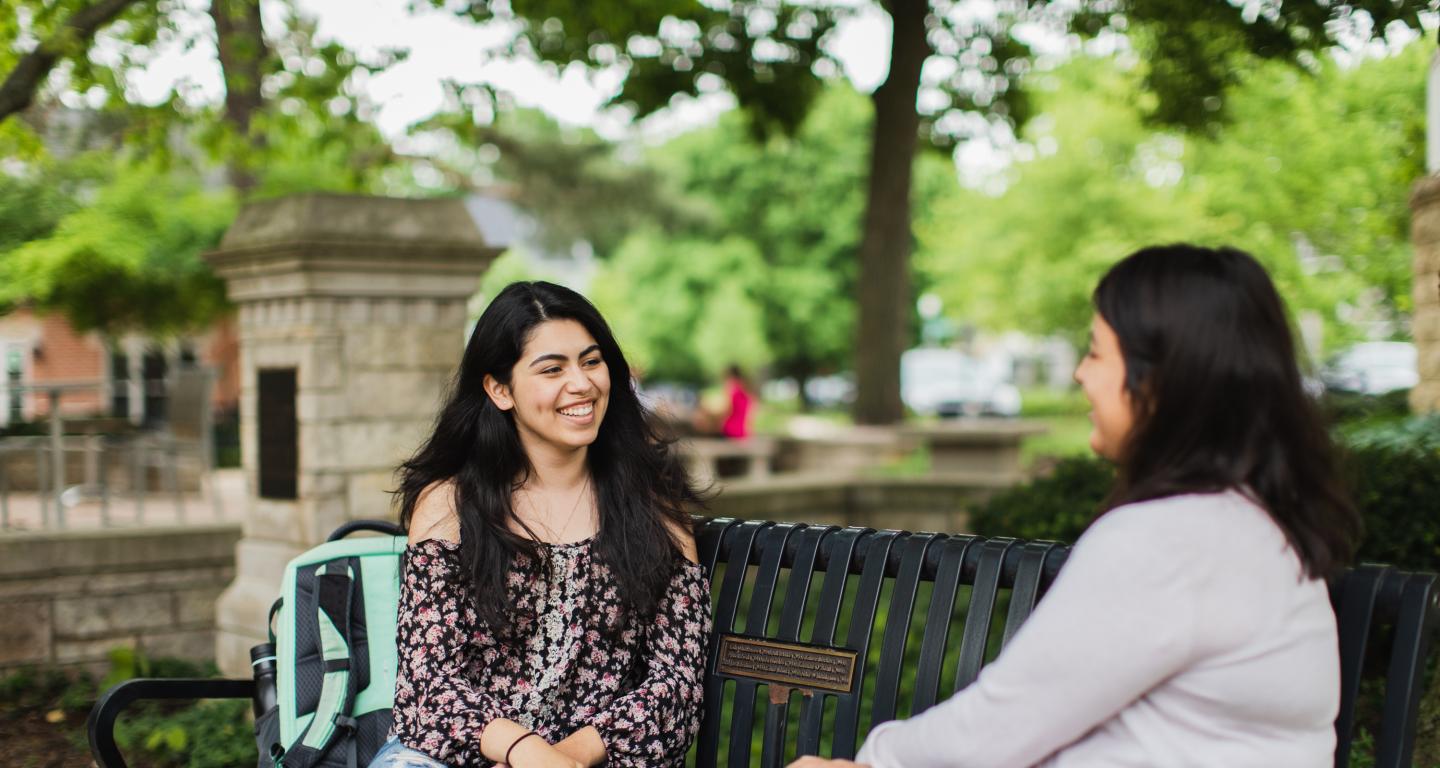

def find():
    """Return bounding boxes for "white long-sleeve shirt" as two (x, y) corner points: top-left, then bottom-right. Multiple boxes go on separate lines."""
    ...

(855, 490), (1339, 768)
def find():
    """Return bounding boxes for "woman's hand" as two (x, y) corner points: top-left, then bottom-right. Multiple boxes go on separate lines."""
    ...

(786, 758), (869, 768)
(552, 726), (607, 767)
(506, 734), (585, 768)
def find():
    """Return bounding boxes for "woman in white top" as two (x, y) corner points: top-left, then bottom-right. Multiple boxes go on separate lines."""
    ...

(791, 244), (1362, 768)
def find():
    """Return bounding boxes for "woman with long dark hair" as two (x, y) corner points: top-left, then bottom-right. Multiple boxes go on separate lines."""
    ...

(792, 244), (1362, 767)
(370, 282), (712, 768)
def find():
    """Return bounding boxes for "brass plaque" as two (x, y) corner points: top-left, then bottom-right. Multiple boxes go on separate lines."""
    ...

(715, 635), (859, 694)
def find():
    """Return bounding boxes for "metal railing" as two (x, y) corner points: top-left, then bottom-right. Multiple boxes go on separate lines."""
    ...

(0, 377), (224, 531)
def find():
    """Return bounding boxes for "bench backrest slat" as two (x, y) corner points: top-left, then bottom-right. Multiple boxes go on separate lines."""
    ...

(1332, 564), (1385, 767)
(1002, 541), (1060, 645)
(727, 524), (799, 768)
(871, 533), (938, 724)
(695, 518), (1440, 768)
(831, 530), (900, 759)
(1375, 571), (1439, 768)
(911, 536), (973, 715)
(794, 527), (865, 758)
(697, 520), (768, 768)
(953, 538), (1015, 691)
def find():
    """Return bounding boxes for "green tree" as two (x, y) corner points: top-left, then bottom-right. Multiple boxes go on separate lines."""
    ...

(0, 161), (235, 335)
(413, 104), (698, 260)
(430, 0), (1433, 424)
(590, 231), (770, 384)
(0, 1), (397, 335)
(918, 42), (1428, 351)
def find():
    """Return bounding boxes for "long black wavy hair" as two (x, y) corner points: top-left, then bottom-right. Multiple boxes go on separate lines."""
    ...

(1093, 244), (1361, 579)
(396, 281), (706, 631)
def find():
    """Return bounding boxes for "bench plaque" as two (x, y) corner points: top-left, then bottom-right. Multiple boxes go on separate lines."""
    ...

(715, 635), (859, 694)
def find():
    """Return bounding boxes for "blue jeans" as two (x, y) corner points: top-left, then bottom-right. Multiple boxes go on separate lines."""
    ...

(367, 736), (452, 768)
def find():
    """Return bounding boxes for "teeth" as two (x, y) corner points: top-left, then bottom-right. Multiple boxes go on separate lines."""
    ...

(560, 404), (593, 417)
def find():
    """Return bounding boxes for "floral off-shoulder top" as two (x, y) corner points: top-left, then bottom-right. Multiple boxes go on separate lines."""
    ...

(391, 537), (712, 767)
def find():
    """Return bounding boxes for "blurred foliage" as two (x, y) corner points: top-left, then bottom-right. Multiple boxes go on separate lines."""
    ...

(973, 412), (1440, 573)
(592, 86), (952, 391)
(1325, 390), (1416, 428)
(969, 456), (1115, 543)
(1, 1), (400, 335)
(592, 231), (770, 383)
(0, 160), (235, 335)
(414, 105), (699, 259)
(1, 649), (256, 768)
(918, 42), (1428, 350)
(1087, 0), (1432, 130)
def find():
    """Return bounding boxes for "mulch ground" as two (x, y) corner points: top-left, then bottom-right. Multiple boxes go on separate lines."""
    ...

(0, 706), (96, 768)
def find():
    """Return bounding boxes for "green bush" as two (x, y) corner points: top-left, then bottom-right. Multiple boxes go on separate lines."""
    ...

(969, 416), (1440, 573)
(1322, 389), (1413, 426)
(101, 648), (257, 768)
(113, 698), (255, 768)
(968, 456), (1113, 542)
(1344, 416), (1440, 572)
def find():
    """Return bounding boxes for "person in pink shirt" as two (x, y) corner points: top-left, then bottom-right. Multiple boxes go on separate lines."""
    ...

(720, 365), (754, 439)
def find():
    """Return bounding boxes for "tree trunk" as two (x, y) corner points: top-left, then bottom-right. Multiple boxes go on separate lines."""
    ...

(0, 0), (143, 123)
(210, 0), (267, 194)
(852, 0), (930, 425)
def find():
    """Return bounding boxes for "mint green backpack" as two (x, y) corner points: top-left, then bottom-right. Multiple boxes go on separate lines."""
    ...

(255, 521), (407, 768)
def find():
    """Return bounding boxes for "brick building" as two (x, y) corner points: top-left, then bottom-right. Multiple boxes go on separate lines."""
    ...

(0, 305), (240, 428)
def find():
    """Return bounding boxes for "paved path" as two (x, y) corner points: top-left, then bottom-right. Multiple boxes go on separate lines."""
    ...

(0, 468), (246, 532)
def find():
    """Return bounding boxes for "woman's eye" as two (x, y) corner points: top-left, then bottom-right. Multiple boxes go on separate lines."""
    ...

(543, 367), (562, 375)
(584, 357), (602, 367)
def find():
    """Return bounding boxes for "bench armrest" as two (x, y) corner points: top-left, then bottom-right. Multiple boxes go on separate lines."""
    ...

(87, 677), (255, 768)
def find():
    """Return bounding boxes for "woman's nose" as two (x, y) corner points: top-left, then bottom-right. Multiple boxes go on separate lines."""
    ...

(565, 368), (593, 392)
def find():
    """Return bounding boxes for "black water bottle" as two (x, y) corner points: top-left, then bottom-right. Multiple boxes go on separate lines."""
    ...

(250, 643), (279, 718)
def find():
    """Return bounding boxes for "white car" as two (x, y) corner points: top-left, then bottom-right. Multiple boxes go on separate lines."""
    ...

(901, 348), (1022, 418)
(1321, 342), (1418, 395)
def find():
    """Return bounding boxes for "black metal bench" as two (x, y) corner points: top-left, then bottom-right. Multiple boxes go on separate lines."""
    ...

(89, 518), (1440, 767)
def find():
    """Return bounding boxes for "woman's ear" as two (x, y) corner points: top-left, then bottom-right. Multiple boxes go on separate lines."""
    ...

(483, 374), (514, 411)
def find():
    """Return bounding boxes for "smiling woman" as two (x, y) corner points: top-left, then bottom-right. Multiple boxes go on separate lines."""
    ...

(379, 282), (712, 768)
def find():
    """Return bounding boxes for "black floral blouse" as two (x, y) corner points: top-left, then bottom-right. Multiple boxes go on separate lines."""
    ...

(391, 537), (712, 767)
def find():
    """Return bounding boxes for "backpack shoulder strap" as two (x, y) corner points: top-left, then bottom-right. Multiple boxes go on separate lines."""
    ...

(280, 559), (361, 768)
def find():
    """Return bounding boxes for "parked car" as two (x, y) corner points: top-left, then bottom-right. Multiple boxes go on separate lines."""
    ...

(1321, 342), (1418, 395)
(901, 348), (1022, 418)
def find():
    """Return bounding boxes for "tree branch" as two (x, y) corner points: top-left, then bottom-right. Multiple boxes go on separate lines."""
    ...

(0, 0), (144, 124)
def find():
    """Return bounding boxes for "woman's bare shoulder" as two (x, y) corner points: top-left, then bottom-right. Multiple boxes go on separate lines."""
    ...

(409, 480), (461, 545)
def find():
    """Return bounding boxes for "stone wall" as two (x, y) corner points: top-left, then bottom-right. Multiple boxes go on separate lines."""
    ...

(0, 524), (240, 675)
(1414, 177), (1440, 414)
(709, 472), (1017, 534)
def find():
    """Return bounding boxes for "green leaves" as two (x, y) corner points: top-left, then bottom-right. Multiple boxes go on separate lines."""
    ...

(917, 44), (1427, 352)
(0, 161), (235, 335)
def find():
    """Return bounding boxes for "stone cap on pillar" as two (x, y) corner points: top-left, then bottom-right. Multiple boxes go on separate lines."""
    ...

(205, 193), (505, 302)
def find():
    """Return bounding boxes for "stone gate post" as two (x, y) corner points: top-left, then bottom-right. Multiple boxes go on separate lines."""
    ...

(1411, 178), (1440, 414)
(206, 194), (502, 675)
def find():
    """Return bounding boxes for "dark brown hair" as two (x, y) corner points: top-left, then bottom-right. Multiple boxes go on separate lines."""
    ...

(1093, 244), (1360, 578)
(396, 281), (705, 630)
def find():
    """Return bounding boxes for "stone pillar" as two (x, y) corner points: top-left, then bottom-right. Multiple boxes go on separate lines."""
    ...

(1412, 177), (1440, 414)
(207, 194), (503, 675)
